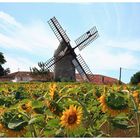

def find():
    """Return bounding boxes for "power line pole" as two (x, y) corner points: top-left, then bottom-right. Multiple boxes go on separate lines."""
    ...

(119, 67), (122, 84)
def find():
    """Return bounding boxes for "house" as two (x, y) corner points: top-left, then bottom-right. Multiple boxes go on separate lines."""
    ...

(0, 71), (53, 82)
(11, 72), (32, 82)
(0, 71), (119, 84)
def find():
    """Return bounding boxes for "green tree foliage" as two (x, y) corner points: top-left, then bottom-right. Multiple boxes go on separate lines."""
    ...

(30, 62), (52, 81)
(0, 65), (5, 76)
(0, 52), (10, 76)
(0, 52), (6, 65)
(130, 71), (140, 85)
(30, 62), (49, 75)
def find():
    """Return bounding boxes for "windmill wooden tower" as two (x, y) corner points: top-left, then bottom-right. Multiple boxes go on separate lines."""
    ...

(42, 17), (99, 82)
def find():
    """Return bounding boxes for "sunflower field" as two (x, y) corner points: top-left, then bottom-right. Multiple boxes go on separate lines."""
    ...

(0, 82), (140, 137)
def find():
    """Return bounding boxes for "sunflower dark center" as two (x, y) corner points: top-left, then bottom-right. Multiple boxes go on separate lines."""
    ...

(68, 113), (77, 124)
(21, 104), (27, 110)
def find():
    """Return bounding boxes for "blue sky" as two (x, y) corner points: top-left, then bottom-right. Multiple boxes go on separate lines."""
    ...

(0, 3), (140, 83)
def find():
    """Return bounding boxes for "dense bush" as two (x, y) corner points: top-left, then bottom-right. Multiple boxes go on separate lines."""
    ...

(130, 71), (140, 85)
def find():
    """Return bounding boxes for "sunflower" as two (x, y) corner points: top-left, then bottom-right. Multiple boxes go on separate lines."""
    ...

(49, 83), (57, 100)
(132, 91), (139, 104)
(60, 105), (82, 131)
(19, 101), (32, 113)
(0, 107), (6, 115)
(99, 93), (129, 117)
(47, 100), (62, 116)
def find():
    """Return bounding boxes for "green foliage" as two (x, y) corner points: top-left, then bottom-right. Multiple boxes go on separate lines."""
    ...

(28, 114), (44, 125)
(0, 52), (6, 65)
(106, 92), (128, 110)
(0, 52), (10, 76)
(0, 95), (17, 107)
(47, 118), (59, 127)
(14, 86), (29, 100)
(0, 82), (140, 137)
(111, 115), (135, 130)
(30, 62), (52, 82)
(1, 109), (28, 131)
(32, 100), (46, 114)
(0, 65), (5, 76)
(131, 71), (140, 85)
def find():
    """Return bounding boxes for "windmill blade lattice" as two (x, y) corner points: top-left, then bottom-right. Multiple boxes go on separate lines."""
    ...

(72, 54), (93, 81)
(48, 17), (70, 44)
(75, 26), (99, 51)
(43, 54), (67, 72)
(43, 57), (55, 72)
(48, 64), (54, 72)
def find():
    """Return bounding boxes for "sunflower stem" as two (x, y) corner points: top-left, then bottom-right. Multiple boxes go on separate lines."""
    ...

(30, 124), (37, 137)
(130, 94), (140, 137)
(108, 117), (113, 137)
(99, 120), (107, 129)
(56, 95), (71, 104)
(73, 96), (89, 117)
(56, 95), (89, 117)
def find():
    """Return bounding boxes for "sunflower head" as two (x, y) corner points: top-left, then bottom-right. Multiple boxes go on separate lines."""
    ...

(49, 83), (58, 100)
(0, 107), (6, 115)
(19, 101), (32, 113)
(60, 105), (83, 131)
(99, 92), (129, 116)
(47, 100), (62, 116)
(133, 90), (139, 104)
(106, 92), (128, 110)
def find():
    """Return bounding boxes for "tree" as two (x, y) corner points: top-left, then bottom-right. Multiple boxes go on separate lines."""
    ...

(30, 62), (49, 75)
(0, 52), (10, 76)
(0, 65), (5, 76)
(30, 62), (53, 81)
(0, 52), (6, 65)
(0, 64), (10, 76)
(130, 71), (140, 85)
(4, 68), (10, 75)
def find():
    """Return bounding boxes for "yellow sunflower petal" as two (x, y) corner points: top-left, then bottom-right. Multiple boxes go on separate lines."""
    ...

(60, 105), (83, 131)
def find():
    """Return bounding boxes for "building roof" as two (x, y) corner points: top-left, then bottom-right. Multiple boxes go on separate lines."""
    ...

(0, 71), (119, 84)
(76, 73), (118, 84)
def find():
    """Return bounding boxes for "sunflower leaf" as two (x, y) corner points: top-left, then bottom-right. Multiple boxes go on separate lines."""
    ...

(8, 120), (28, 130)
(47, 118), (59, 127)
(32, 100), (43, 109)
(44, 128), (56, 137)
(28, 115), (44, 125)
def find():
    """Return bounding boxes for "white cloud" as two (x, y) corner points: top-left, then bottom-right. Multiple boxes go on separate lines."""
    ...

(81, 43), (139, 73)
(106, 39), (140, 52)
(0, 11), (58, 55)
(0, 11), (21, 28)
(3, 55), (37, 72)
(0, 11), (60, 72)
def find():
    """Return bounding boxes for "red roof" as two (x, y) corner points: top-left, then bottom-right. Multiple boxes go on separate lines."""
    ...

(76, 74), (118, 84)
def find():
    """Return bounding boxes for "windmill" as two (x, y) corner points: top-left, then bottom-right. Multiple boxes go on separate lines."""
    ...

(42, 17), (99, 82)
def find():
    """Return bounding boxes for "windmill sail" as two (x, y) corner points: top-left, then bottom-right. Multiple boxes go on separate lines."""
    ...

(48, 17), (70, 44)
(43, 52), (68, 72)
(43, 57), (55, 72)
(72, 54), (93, 82)
(75, 26), (99, 51)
